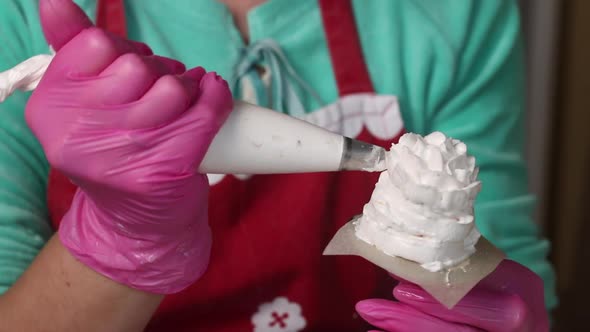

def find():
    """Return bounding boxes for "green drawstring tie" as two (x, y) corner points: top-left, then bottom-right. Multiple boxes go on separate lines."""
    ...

(232, 39), (324, 118)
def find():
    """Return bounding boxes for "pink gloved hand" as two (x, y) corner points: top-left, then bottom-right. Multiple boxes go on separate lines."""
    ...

(25, 0), (233, 294)
(356, 260), (549, 332)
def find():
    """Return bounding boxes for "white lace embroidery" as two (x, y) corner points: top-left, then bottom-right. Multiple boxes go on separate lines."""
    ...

(251, 297), (306, 332)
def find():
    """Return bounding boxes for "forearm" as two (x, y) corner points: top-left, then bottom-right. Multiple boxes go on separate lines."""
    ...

(0, 235), (162, 332)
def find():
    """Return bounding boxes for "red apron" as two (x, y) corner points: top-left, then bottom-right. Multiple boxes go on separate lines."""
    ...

(47, 0), (406, 330)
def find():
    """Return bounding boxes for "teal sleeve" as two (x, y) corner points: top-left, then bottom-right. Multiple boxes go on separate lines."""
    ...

(0, 0), (53, 294)
(422, 1), (558, 310)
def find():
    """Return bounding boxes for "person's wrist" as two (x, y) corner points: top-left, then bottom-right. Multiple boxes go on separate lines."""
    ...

(58, 190), (212, 294)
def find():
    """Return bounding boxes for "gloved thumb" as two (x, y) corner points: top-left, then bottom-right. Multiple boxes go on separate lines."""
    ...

(39, 0), (94, 51)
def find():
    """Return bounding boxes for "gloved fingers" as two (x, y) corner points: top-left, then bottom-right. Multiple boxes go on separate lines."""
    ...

(191, 71), (233, 128)
(109, 55), (185, 79)
(147, 55), (187, 75)
(183, 71), (233, 160)
(128, 40), (154, 56)
(79, 68), (211, 131)
(82, 54), (162, 105)
(39, 0), (94, 51)
(477, 260), (549, 332)
(117, 74), (195, 130)
(182, 67), (208, 85)
(40, 0), (158, 81)
(394, 282), (531, 332)
(171, 71), (232, 131)
(150, 71), (233, 166)
(84, 54), (187, 105)
(356, 299), (480, 332)
(44, 27), (146, 80)
(478, 260), (546, 307)
(174, 67), (207, 106)
(40, 0), (153, 55)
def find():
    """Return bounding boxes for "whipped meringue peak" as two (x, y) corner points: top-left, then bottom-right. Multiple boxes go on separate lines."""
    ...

(354, 132), (482, 271)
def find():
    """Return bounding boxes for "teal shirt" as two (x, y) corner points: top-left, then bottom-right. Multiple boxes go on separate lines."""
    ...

(0, 0), (557, 310)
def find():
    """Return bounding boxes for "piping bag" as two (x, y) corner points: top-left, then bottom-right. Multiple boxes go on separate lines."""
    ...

(1, 54), (504, 308)
(0, 54), (386, 174)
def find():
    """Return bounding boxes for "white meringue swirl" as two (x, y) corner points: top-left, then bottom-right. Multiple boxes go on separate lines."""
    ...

(355, 132), (482, 271)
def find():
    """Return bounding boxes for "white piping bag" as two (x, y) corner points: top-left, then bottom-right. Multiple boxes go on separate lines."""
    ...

(0, 54), (386, 175)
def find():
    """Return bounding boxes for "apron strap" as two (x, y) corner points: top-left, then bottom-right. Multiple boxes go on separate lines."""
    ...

(96, 0), (127, 37)
(318, 0), (374, 96)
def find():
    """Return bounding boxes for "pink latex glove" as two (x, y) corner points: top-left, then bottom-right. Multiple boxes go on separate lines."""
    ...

(25, 0), (233, 294)
(356, 260), (549, 332)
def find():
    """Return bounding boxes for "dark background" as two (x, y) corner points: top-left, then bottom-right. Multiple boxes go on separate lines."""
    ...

(519, 0), (589, 330)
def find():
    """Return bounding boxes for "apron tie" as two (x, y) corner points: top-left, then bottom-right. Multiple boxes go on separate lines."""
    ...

(232, 39), (324, 118)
